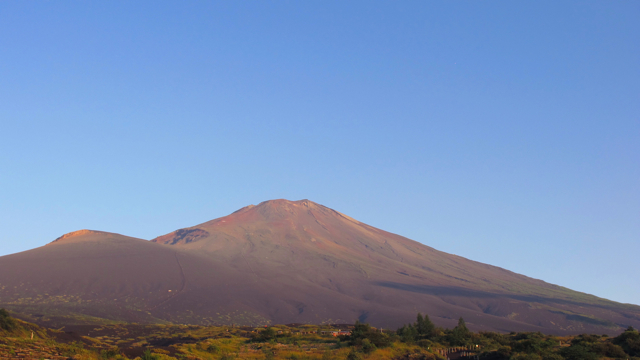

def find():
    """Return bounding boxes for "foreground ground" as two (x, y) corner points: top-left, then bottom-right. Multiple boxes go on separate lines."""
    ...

(1, 309), (639, 360)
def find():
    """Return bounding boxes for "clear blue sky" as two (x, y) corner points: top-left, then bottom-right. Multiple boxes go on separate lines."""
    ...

(1, 1), (638, 305)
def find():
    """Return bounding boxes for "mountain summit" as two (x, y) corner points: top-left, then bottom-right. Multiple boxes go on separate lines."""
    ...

(0, 199), (638, 333)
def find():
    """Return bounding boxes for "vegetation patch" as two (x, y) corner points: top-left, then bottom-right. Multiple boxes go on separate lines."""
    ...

(0, 308), (639, 359)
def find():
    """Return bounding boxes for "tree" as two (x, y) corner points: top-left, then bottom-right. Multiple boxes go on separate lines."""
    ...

(361, 338), (376, 354)
(397, 323), (418, 343)
(350, 320), (371, 341)
(448, 317), (471, 346)
(416, 313), (435, 338)
(456, 317), (469, 333)
(350, 320), (391, 348)
(613, 325), (640, 356)
(397, 312), (436, 342)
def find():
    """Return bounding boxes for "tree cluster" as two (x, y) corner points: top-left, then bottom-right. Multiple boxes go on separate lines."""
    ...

(393, 313), (640, 360)
(346, 320), (392, 353)
(613, 326), (640, 357)
(397, 313), (436, 343)
(172, 314), (640, 360)
(397, 313), (473, 347)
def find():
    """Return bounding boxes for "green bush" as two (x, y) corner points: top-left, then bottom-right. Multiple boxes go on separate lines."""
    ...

(262, 346), (275, 360)
(592, 341), (627, 358)
(100, 347), (120, 359)
(540, 354), (563, 360)
(496, 345), (512, 359)
(0, 308), (16, 331)
(613, 326), (640, 356)
(361, 338), (376, 354)
(349, 320), (391, 348)
(140, 349), (159, 360)
(346, 349), (362, 360)
(253, 327), (277, 342)
(511, 332), (557, 355)
(559, 345), (599, 360)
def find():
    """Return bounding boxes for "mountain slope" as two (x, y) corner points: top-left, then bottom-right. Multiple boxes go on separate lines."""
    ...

(0, 200), (638, 333)
(149, 199), (640, 333)
(0, 230), (205, 325)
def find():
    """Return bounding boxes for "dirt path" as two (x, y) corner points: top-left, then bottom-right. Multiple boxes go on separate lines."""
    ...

(149, 252), (187, 311)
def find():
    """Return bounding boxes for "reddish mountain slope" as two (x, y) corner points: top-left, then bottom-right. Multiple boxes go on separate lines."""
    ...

(149, 199), (640, 333)
(0, 200), (638, 334)
(0, 230), (202, 324)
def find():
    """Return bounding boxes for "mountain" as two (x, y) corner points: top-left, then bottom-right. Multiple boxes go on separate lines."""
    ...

(0, 200), (638, 334)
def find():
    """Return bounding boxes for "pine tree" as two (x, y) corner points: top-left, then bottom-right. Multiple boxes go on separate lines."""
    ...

(456, 317), (469, 334)
(448, 317), (471, 346)
(415, 313), (435, 338)
(397, 323), (418, 342)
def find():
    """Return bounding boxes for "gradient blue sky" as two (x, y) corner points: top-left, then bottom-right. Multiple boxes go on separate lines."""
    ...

(1, 1), (638, 305)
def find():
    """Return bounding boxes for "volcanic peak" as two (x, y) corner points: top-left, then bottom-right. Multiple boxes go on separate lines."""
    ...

(201, 199), (332, 226)
(249, 199), (360, 224)
(206, 199), (359, 229)
(150, 199), (363, 245)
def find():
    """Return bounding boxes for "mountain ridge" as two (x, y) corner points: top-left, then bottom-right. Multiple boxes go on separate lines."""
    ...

(49, 229), (115, 244)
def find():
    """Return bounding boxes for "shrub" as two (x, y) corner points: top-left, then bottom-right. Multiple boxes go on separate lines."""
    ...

(346, 349), (362, 360)
(511, 353), (542, 360)
(253, 327), (277, 342)
(592, 341), (627, 358)
(140, 349), (159, 360)
(262, 346), (275, 360)
(613, 326), (640, 356)
(0, 308), (16, 331)
(496, 345), (512, 359)
(559, 345), (599, 360)
(100, 347), (120, 359)
(540, 354), (563, 360)
(350, 320), (391, 348)
(361, 338), (376, 354)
